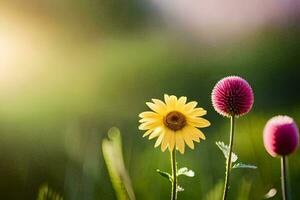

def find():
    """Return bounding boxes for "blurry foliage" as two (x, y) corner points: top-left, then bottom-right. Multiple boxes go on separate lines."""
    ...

(37, 184), (63, 200)
(237, 179), (252, 200)
(204, 180), (223, 200)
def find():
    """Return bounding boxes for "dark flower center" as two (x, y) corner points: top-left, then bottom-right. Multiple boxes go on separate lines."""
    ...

(164, 111), (186, 131)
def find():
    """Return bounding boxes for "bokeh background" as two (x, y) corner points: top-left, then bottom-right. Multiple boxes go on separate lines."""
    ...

(1, 0), (300, 199)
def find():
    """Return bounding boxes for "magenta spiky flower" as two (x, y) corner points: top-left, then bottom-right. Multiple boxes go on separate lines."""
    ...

(263, 115), (299, 157)
(211, 76), (254, 117)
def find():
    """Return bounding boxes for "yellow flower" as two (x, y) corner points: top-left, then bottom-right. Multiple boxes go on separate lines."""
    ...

(139, 94), (210, 154)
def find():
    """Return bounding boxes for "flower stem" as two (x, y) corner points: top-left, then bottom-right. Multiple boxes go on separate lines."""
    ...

(281, 156), (288, 200)
(170, 149), (177, 200)
(222, 116), (235, 200)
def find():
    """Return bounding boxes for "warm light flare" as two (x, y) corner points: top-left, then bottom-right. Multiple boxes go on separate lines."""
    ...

(0, 8), (49, 95)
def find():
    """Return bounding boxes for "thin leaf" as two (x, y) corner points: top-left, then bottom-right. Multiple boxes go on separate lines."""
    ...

(156, 169), (172, 182)
(216, 141), (238, 163)
(232, 163), (257, 169)
(177, 167), (195, 177)
(102, 127), (136, 200)
(177, 185), (184, 192)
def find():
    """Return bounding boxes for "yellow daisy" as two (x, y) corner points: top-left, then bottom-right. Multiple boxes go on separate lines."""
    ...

(139, 94), (210, 154)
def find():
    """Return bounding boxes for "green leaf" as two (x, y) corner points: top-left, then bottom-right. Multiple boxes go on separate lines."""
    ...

(232, 163), (257, 169)
(177, 167), (195, 177)
(156, 169), (172, 182)
(216, 141), (238, 163)
(177, 185), (184, 192)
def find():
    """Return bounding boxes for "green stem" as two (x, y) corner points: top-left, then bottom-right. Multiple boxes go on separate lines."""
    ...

(222, 116), (235, 200)
(281, 156), (288, 200)
(171, 149), (177, 200)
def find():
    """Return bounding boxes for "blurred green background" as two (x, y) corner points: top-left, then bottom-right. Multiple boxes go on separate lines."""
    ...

(1, 0), (300, 199)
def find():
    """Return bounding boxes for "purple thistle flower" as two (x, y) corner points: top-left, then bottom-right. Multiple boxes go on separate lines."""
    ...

(211, 76), (254, 117)
(263, 115), (299, 157)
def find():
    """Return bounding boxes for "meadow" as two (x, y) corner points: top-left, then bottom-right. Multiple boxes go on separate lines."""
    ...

(1, 1), (300, 199)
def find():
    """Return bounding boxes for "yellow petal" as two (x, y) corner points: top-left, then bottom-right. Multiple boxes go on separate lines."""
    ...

(154, 132), (164, 147)
(161, 130), (171, 152)
(152, 99), (167, 111)
(149, 127), (162, 139)
(196, 129), (206, 140)
(184, 101), (198, 112)
(146, 102), (165, 114)
(182, 131), (194, 149)
(142, 129), (153, 137)
(165, 95), (177, 110)
(139, 111), (160, 118)
(148, 124), (163, 130)
(184, 126), (201, 142)
(190, 133), (200, 142)
(190, 134), (200, 142)
(164, 94), (170, 103)
(188, 117), (211, 128)
(175, 133), (185, 154)
(176, 96), (187, 111)
(189, 126), (206, 140)
(168, 131), (175, 151)
(168, 95), (177, 109)
(189, 108), (207, 116)
(138, 121), (160, 130)
(139, 118), (159, 123)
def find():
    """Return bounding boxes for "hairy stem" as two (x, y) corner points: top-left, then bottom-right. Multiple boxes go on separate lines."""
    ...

(171, 149), (177, 200)
(222, 116), (235, 200)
